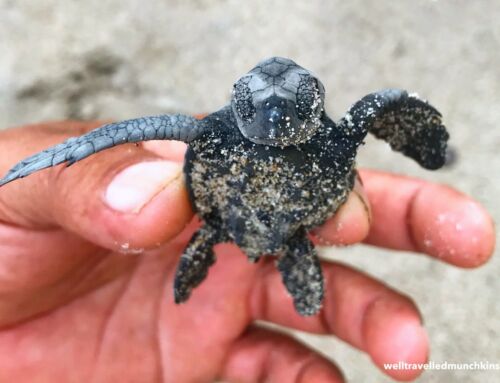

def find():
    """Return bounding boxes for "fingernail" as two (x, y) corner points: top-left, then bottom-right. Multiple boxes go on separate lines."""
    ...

(104, 161), (182, 213)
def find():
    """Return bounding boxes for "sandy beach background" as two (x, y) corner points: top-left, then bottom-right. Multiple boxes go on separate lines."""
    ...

(1, 1), (498, 381)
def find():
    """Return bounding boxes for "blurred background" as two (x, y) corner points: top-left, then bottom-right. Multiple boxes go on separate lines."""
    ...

(0, 1), (498, 381)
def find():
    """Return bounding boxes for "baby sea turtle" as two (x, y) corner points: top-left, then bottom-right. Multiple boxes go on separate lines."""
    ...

(0, 57), (449, 316)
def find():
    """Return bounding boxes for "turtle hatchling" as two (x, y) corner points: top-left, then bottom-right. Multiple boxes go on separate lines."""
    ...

(0, 57), (449, 316)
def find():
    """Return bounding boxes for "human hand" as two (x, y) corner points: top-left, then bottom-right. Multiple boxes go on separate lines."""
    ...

(0, 121), (494, 382)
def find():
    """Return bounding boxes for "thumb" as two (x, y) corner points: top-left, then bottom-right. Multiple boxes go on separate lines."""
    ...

(0, 121), (193, 251)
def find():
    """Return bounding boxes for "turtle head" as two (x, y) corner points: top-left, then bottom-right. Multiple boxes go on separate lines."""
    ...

(231, 57), (325, 147)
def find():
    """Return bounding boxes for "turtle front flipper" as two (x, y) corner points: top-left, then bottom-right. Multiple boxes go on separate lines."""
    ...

(0, 114), (206, 186)
(338, 89), (449, 170)
(277, 229), (324, 316)
(173, 225), (221, 304)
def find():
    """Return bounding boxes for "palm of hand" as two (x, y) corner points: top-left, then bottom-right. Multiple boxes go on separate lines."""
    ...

(0, 224), (348, 382)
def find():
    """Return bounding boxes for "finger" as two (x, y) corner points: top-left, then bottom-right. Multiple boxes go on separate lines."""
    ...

(311, 176), (371, 246)
(360, 169), (495, 267)
(250, 260), (427, 381)
(142, 140), (188, 162)
(0, 225), (99, 293)
(0, 121), (193, 251)
(219, 327), (344, 383)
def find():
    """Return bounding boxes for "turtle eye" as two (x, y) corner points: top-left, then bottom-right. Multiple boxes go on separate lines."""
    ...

(296, 76), (323, 121)
(233, 77), (256, 122)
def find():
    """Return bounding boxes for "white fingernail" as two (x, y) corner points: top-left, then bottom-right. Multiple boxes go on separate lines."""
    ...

(104, 161), (182, 213)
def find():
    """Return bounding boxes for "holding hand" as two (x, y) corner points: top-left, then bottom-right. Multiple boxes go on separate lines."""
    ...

(0, 121), (494, 382)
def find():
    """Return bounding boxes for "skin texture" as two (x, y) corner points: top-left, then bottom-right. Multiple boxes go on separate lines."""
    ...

(0, 57), (449, 316)
(0, 121), (495, 382)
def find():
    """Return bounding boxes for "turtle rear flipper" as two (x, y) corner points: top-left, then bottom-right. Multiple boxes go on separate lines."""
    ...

(277, 229), (324, 316)
(338, 89), (449, 170)
(173, 225), (220, 303)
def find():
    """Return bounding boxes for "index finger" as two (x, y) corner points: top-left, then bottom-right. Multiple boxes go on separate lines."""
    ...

(360, 169), (495, 267)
